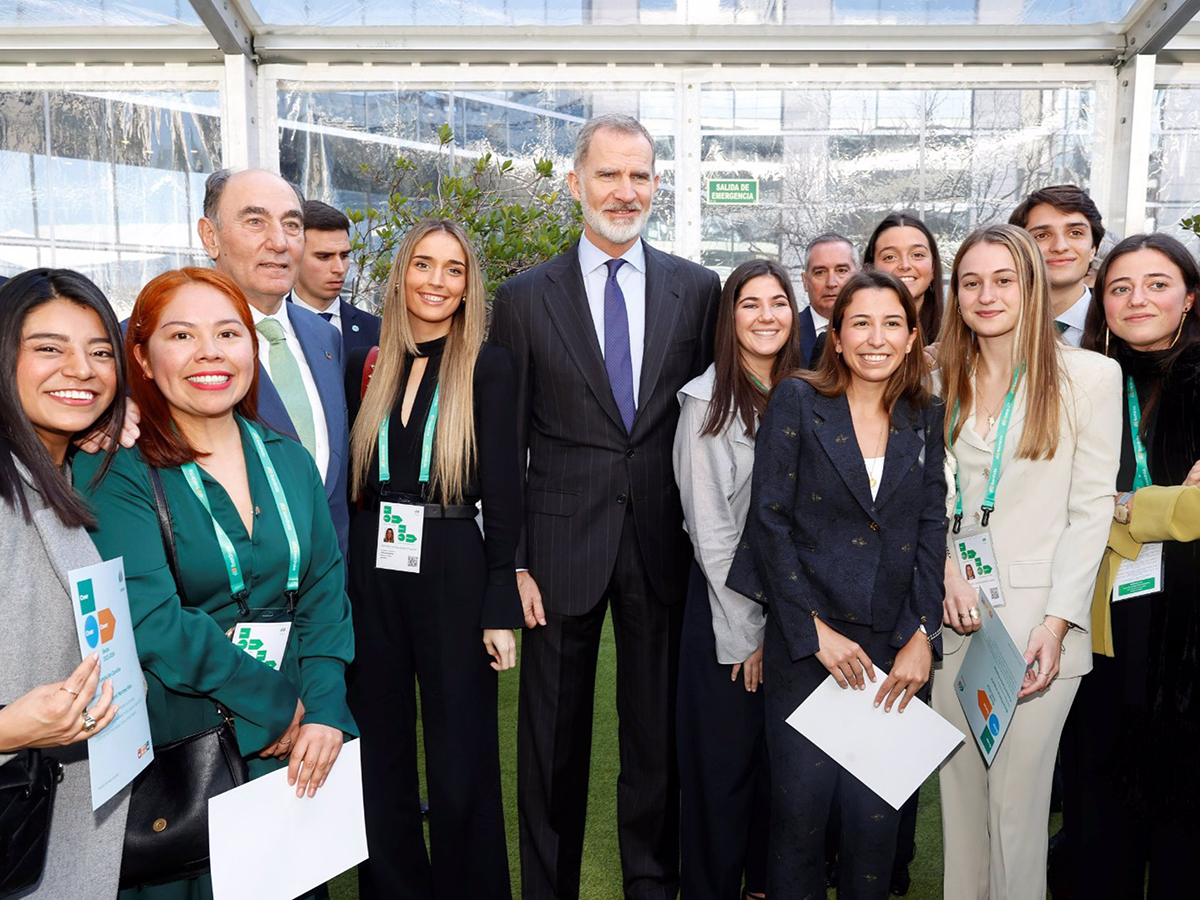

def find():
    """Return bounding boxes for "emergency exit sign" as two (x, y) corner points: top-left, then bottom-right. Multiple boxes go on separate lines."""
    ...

(707, 179), (759, 204)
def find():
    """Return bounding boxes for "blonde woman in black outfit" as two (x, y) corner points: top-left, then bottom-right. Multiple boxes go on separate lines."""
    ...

(345, 219), (522, 900)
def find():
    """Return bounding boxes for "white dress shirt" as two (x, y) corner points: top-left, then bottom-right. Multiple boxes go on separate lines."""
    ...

(251, 298), (331, 483)
(1055, 285), (1091, 349)
(578, 232), (647, 407)
(293, 293), (342, 334)
(810, 307), (830, 337)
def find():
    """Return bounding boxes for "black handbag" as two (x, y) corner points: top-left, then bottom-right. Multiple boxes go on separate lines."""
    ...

(117, 467), (249, 889)
(0, 738), (63, 898)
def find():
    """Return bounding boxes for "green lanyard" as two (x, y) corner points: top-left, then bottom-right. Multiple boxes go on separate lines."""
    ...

(378, 384), (440, 487)
(1126, 376), (1153, 491)
(952, 366), (1022, 534)
(748, 373), (769, 393)
(180, 423), (302, 614)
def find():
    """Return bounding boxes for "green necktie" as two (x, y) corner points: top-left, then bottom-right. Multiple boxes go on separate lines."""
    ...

(255, 317), (317, 459)
(1055, 320), (1069, 335)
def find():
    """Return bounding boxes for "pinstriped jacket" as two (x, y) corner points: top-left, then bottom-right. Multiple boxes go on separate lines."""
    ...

(726, 379), (948, 662)
(490, 240), (720, 615)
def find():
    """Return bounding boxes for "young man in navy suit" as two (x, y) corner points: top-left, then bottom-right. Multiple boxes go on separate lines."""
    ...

(197, 169), (350, 557)
(294, 200), (381, 358)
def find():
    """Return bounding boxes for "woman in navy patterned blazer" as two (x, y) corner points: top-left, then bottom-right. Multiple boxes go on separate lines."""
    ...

(727, 268), (948, 899)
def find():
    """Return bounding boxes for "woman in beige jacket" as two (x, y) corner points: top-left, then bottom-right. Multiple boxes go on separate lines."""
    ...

(931, 224), (1122, 899)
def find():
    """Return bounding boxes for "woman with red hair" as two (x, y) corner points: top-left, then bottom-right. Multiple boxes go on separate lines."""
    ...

(74, 267), (355, 900)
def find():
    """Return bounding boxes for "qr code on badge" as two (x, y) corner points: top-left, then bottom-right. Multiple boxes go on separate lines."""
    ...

(989, 587), (1000, 601)
(407, 556), (420, 568)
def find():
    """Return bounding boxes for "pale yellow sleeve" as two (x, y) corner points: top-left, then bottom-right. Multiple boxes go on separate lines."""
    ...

(1128, 485), (1200, 544)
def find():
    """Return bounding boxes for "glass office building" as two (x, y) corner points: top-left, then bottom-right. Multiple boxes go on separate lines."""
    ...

(3, 0), (1200, 310)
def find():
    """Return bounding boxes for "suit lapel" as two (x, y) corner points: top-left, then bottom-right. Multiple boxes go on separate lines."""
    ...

(28, 485), (100, 596)
(811, 392), (877, 517)
(800, 308), (816, 365)
(633, 243), (683, 433)
(288, 305), (343, 486)
(256, 363), (297, 441)
(873, 398), (924, 511)
(542, 246), (627, 433)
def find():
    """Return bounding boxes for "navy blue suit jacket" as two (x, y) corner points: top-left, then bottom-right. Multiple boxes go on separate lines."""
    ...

(726, 379), (947, 662)
(799, 307), (818, 369)
(338, 300), (381, 358)
(257, 302), (350, 559)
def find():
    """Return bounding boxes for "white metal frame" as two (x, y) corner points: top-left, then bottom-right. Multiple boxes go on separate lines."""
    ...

(3, 0), (1200, 260)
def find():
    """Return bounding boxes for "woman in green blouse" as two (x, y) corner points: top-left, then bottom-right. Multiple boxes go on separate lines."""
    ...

(75, 267), (355, 900)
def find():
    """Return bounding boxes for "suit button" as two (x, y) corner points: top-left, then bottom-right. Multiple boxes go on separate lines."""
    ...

(626, 449), (635, 459)
(869, 521), (879, 532)
(920, 615), (928, 624)
(617, 493), (627, 504)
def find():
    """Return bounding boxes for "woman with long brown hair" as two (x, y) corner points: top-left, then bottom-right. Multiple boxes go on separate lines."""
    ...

(932, 224), (1121, 900)
(1059, 233), (1200, 898)
(345, 218), (522, 900)
(727, 268), (947, 899)
(864, 211), (944, 345)
(673, 258), (801, 900)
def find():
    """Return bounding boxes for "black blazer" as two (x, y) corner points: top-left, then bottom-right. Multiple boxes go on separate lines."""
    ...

(490, 240), (720, 616)
(339, 300), (381, 358)
(799, 307), (818, 369)
(726, 379), (947, 662)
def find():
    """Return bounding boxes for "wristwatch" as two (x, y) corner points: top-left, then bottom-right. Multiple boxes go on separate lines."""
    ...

(1114, 491), (1133, 525)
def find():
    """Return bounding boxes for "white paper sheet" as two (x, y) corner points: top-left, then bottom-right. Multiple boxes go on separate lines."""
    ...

(209, 739), (368, 900)
(786, 672), (964, 810)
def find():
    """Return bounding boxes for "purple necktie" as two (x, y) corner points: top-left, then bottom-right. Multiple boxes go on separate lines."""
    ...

(603, 258), (636, 432)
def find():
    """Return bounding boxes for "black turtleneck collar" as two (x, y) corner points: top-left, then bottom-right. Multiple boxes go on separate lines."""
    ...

(415, 335), (448, 358)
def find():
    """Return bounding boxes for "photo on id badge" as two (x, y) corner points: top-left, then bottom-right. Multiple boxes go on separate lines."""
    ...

(954, 527), (1006, 608)
(377, 500), (424, 573)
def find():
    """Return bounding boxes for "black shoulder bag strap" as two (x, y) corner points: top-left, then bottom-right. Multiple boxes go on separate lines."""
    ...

(146, 466), (187, 605)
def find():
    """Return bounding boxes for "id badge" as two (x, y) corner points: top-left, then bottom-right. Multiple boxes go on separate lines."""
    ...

(377, 500), (424, 573)
(1112, 541), (1165, 602)
(953, 527), (1008, 609)
(229, 609), (293, 670)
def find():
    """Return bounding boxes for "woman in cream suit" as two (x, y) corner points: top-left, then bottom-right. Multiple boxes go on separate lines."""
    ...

(932, 224), (1122, 900)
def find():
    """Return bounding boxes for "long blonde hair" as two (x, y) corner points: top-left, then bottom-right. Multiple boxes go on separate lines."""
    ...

(938, 223), (1062, 459)
(350, 219), (486, 503)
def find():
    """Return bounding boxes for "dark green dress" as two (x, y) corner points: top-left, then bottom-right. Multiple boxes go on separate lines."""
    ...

(75, 418), (356, 900)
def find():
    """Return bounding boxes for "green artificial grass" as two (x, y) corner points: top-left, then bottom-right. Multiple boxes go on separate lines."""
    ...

(329, 613), (1056, 899)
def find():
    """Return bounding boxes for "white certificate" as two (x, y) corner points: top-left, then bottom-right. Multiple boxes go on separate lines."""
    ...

(786, 672), (964, 810)
(1112, 541), (1165, 602)
(67, 557), (154, 810)
(209, 739), (368, 900)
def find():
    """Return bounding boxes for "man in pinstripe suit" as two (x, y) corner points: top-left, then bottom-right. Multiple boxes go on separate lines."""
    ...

(491, 114), (720, 900)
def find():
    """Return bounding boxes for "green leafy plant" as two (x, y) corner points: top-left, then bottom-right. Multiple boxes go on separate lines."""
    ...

(345, 124), (583, 310)
(1181, 214), (1200, 238)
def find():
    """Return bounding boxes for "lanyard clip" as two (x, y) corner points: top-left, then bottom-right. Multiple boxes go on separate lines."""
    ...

(283, 590), (298, 616)
(952, 512), (963, 535)
(981, 508), (992, 528)
(231, 589), (251, 618)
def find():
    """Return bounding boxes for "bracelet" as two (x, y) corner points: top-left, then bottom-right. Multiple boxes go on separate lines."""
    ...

(1038, 621), (1066, 652)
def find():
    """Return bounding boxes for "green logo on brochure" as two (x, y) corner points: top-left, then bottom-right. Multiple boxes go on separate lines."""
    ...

(77, 578), (96, 615)
(979, 727), (995, 754)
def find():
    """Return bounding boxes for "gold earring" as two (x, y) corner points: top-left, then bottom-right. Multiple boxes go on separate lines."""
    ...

(1170, 313), (1187, 348)
(1104, 325), (1110, 356)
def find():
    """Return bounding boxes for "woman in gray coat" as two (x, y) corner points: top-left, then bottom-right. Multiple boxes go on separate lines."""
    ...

(673, 259), (801, 900)
(0, 269), (128, 897)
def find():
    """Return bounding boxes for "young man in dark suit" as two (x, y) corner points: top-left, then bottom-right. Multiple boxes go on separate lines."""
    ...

(799, 233), (858, 368)
(197, 169), (350, 557)
(294, 200), (381, 358)
(491, 114), (720, 900)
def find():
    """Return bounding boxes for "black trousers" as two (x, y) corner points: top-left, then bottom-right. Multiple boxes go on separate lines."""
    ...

(518, 511), (683, 900)
(678, 563), (770, 900)
(1060, 653), (1197, 899)
(347, 511), (511, 900)
(764, 618), (901, 900)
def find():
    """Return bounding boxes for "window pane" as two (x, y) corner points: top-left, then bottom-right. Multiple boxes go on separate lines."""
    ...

(1147, 84), (1200, 255)
(0, 0), (201, 27)
(0, 90), (220, 312)
(699, 81), (1096, 282)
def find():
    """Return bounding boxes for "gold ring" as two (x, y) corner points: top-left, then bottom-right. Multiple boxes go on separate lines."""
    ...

(279, 737), (292, 745)
(82, 710), (97, 733)
(970, 608), (980, 620)
(60, 687), (79, 697)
